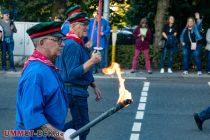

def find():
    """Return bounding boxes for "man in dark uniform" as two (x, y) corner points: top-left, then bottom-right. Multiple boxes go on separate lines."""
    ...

(56, 12), (102, 140)
(15, 22), (68, 140)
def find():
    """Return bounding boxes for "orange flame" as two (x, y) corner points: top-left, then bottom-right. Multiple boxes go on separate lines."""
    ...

(102, 62), (132, 106)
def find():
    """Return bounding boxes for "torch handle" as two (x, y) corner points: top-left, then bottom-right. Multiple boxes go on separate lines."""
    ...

(70, 103), (125, 139)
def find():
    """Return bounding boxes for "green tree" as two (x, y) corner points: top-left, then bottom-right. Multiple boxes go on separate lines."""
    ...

(153, 0), (170, 67)
(126, 0), (157, 26)
(0, 0), (132, 25)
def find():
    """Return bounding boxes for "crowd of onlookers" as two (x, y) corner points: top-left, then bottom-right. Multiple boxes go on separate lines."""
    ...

(131, 12), (210, 76)
(1, 9), (210, 76)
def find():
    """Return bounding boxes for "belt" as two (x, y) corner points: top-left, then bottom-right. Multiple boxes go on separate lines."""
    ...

(65, 83), (88, 90)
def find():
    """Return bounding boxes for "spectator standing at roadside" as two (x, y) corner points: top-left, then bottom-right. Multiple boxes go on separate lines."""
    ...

(205, 28), (210, 74)
(0, 24), (3, 48)
(195, 12), (203, 32)
(195, 12), (206, 45)
(131, 18), (152, 74)
(180, 17), (203, 75)
(0, 10), (17, 71)
(160, 16), (177, 74)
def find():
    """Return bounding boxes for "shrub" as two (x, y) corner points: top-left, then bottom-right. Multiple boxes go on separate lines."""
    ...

(108, 44), (208, 71)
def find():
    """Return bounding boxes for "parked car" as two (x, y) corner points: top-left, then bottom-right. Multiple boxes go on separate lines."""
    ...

(109, 26), (135, 45)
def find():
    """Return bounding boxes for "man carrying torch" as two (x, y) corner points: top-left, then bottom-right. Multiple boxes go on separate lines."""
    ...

(64, 62), (133, 140)
(15, 22), (68, 140)
(56, 11), (102, 140)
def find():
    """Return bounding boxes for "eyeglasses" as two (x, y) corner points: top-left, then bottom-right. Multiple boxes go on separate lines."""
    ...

(43, 38), (63, 45)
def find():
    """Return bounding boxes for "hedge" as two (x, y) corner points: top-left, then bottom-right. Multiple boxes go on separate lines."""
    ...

(0, 43), (208, 71)
(108, 44), (209, 71)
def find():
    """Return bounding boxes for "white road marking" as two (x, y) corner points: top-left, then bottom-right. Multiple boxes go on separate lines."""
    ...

(208, 82), (210, 86)
(132, 122), (142, 132)
(138, 103), (146, 110)
(130, 133), (140, 140)
(131, 82), (150, 140)
(135, 111), (144, 120)
(144, 82), (150, 87)
(140, 97), (147, 103)
(142, 86), (149, 92)
(141, 92), (148, 97)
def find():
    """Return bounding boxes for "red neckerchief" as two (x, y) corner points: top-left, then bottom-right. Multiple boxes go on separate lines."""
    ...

(64, 31), (85, 47)
(22, 50), (60, 72)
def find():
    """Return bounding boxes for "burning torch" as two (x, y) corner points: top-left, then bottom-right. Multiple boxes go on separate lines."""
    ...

(64, 63), (133, 140)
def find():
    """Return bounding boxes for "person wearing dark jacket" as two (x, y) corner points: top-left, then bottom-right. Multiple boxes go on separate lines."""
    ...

(131, 18), (152, 74)
(160, 16), (177, 74)
(180, 17), (203, 75)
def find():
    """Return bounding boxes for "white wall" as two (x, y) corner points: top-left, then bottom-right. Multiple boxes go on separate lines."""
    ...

(13, 22), (38, 65)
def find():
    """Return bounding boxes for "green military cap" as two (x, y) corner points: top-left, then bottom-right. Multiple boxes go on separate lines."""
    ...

(65, 5), (81, 17)
(26, 22), (64, 39)
(67, 12), (89, 24)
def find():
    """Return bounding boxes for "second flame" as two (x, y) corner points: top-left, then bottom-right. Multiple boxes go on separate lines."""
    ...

(102, 62), (132, 106)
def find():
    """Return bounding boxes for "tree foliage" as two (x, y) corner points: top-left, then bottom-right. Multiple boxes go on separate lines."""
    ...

(0, 0), (209, 24)
(126, 0), (157, 26)
(0, 0), (130, 26)
(0, 0), (55, 21)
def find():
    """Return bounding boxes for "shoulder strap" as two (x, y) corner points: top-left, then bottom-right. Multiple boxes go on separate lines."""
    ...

(188, 30), (192, 43)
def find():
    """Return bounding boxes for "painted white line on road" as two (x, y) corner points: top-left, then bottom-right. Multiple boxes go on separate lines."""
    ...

(144, 82), (150, 87)
(142, 86), (149, 92)
(138, 103), (146, 110)
(135, 111), (144, 120)
(208, 82), (210, 86)
(141, 92), (148, 97)
(130, 133), (140, 140)
(131, 82), (150, 140)
(132, 122), (142, 132)
(140, 97), (147, 103)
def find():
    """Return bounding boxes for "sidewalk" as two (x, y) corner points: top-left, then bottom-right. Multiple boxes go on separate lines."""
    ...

(1, 69), (210, 79)
(93, 70), (210, 79)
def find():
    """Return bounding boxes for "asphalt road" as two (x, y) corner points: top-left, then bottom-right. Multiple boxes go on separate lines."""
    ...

(1, 73), (210, 140)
